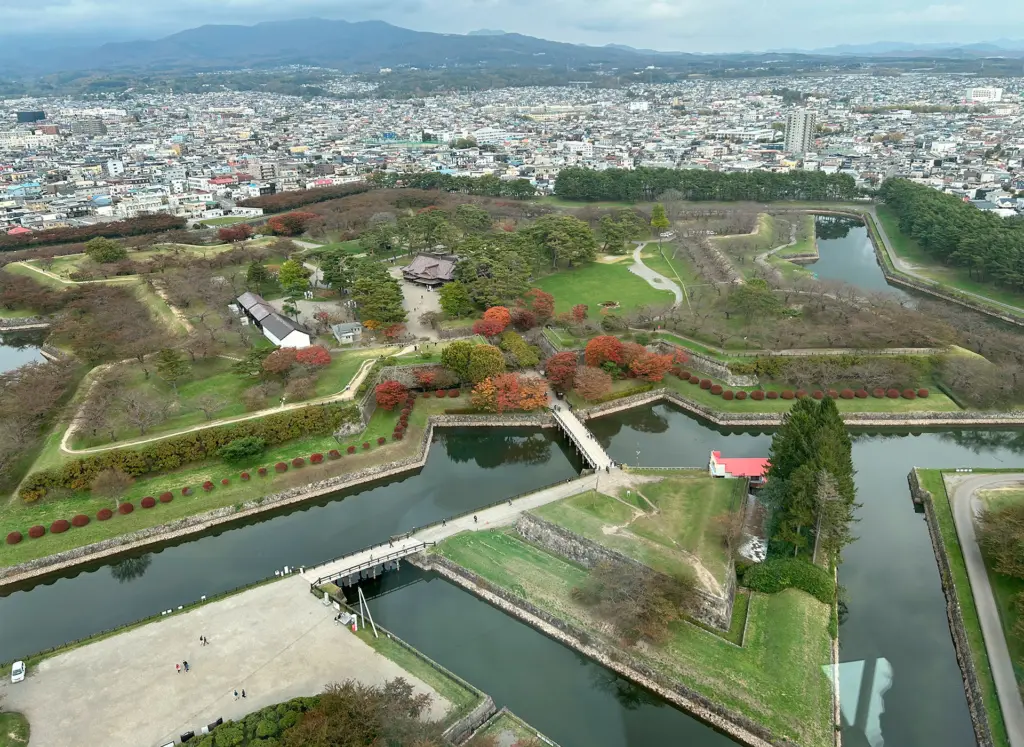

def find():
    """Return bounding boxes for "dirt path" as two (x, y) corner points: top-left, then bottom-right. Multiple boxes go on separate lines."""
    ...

(629, 242), (683, 307)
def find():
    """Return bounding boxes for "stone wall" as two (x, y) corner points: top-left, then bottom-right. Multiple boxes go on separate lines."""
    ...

(515, 513), (732, 630)
(0, 316), (51, 330)
(655, 341), (758, 387)
(444, 694), (497, 745)
(416, 554), (784, 747)
(909, 469), (994, 747)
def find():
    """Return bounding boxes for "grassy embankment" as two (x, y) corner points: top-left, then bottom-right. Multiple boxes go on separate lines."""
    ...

(533, 261), (675, 314)
(436, 526), (833, 747)
(0, 712), (29, 747)
(0, 395), (456, 569)
(916, 469), (1011, 747)
(472, 711), (552, 745)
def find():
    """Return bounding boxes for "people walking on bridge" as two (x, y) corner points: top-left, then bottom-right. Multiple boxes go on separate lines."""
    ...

(473, 515), (478, 523)
(183, 660), (189, 672)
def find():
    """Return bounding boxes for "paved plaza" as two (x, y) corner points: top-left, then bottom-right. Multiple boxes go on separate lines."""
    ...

(0, 575), (449, 747)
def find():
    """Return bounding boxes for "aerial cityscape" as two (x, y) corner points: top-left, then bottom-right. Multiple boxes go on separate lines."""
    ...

(1, 6), (1024, 747)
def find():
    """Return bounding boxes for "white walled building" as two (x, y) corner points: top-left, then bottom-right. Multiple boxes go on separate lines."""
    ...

(784, 109), (817, 154)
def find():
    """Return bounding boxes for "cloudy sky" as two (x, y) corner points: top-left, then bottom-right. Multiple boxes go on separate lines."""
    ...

(3, 0), (1023, 52)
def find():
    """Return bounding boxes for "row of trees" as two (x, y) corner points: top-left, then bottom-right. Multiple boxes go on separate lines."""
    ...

(370, 171), (537, 200)
(554, 167), (859, 203)
(236, 182), (372, 213)
(0, 214), (186, 251)
(879, 178), (1024, 291)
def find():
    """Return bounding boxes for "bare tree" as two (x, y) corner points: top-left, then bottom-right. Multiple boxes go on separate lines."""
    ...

(190, 393), (228, 421)
(119, 391), (170, 436)
(91, 467), (135, 508)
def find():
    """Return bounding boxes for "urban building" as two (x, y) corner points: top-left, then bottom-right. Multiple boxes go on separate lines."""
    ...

(967, 87), (1003, 103)
(71, 118), (107, 136)
(784, 109), (817, 154)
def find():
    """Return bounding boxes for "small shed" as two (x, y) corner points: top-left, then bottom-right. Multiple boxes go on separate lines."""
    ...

(331, 322), (364, 345)
(709, 450), (769, 487)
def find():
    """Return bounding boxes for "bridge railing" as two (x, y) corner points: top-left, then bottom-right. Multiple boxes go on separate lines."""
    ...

(311, 541), (434, 588)
(551, 409), (597, 468)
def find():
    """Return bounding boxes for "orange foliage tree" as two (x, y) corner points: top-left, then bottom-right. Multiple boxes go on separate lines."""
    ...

(295, 345), (332, 367)
(267, 211), (318, 236)
(545, 351), (578, 392)
(574, 366), (613, 401)
(472, 374), (548, 413)
(375, 381), (408, 410)
(472, 318), (506, 338)
(523, 288), (554, 323)
(629, 351), (674, 381)
(584, 336), (624, 368)
(483, 306), (512, 330)
(262, 347), (297, 376)
(570, 304), (588, 323)
(619, 341), (647, 368)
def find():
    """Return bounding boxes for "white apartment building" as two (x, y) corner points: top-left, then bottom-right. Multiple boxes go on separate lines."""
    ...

(784, 109), (817, 154)
(967, 87), (1003, 103)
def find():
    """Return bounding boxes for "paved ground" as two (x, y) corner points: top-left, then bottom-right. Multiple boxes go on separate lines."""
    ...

(390, 266), (441, 341)
(552, 405), (614, 470)
(945, 472), (1024, 747)
(0, 576), (450, 747)
(628, 242), (683, 307)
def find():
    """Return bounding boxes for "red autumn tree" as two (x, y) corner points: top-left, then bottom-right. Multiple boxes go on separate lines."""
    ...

(414, 369), (436, 389)
(545, 351), (578, 392)
(375, 380), (408, 410)
(483, 306), (512, 331)
(295, 345), (332, 367)
(382, 323), (406, 341)
(629, 351), (674, 382)
(472, 374), (549, 413)
(473, 318), (506, 338)
(574, 366), (613, 401)
(619, 341), (647, 369)
(217, 223), (253, 243)
(585, 336), (624, 368)
(524, 288), (554, 323)
(511, 307), (537, 331)
(570, 304), (589, 324)
(262, 347), (297, 376)
(267, 211), (318, 236)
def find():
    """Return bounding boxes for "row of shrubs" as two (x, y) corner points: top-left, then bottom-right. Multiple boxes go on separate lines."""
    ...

(678, 372), (929, 402)
(19, 403), (361, 502)
(5, 493), (177, 545)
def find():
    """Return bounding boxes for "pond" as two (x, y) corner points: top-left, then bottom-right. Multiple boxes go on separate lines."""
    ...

(0, 330), (45, 373)
(802, 216), (913, 302)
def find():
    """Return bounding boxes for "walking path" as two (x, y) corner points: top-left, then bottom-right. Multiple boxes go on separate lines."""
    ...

(629, 242), (683, 307)
(304, 472), (640, 584)
(551, 405), (614, 470)
(0, 576), (449, 747)
(944, 472), (1024, 747)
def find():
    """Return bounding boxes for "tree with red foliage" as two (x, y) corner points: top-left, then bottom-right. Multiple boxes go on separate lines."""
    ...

(523, 288), (555, 323)
(267, 211), (318, 236)
(545, 351), (578, 392)
(483, 306), (512, 331)
(217, 223), (253, 243)
(574, 366), (613, 401)
(375, 381), (408, 410)
(570, 304), (588, 324)
(472, 318), (506, 338)
(585, 336), (624, 368)
(511, 307), (537, 331)
(414, 369), (436, 390)
(295, 345), (332, 367)
(382, 323), (406, 341)
(629, 352), (674, 382)
(262, 347), (297, 376)
(471, 374), (549, 413)
(619, 342), (647, 369)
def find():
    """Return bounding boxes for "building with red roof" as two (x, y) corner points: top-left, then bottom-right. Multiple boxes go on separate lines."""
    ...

(5, 226), (31, 235)
(709, 451), (769, 487)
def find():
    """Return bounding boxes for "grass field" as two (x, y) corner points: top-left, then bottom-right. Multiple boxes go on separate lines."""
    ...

(30, 242), (248, 281)
(775, 214), (817, 258)
(917, 469), (1011, 747)
(437, 529), (834, 747)
(1, 395), (455, 568)
(0, 712), (29, 747)
(876, 206), (1024, 314)
(534, 474), (744, 588)
(198, 216), (255, 226)
(533, 262), (675, 314)
(308, 239), (366, 256)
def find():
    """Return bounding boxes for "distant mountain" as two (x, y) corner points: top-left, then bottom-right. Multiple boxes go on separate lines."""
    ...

(773, 39), (1024, 57)
(466, 29), (509, 36)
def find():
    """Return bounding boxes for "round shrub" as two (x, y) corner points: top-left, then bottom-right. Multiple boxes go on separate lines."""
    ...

(710, 384), (723, 395)
(6, 531), (22, 545)
(742, 558), (836, 604)
(688, 375), (700, 384)
(828, 389), (839, 399)
(855, 389), (868, 399)
(766, 390), (779, 400)
(203, 481), (215, 491)
(872, 388), (885, 398)
(736, 391), (747, 400)
(886, 388), (900, 399)
(72, 514), (90, 527)
(275, 462), (288, 473)
(679, 370), (691, 380)
(159, 493), (174, 503)
(918, 388), (930, 398)
(795, 389), (807, 399)
(28, 525), (45, 539)
(97, 508), (113, 521)
(50, 519), (70, 534)
(393, 432), (404, 441)
(781, 390), (794, 400)
(393, 425), (405, 435)
(257, 467), (268, 477)
(182, 487), (192, 495)
(421, 392), (431, 399)
(141, 496), (156, 508)
(347, 446), (356, 455)
(401, 407), (411, 417)
(699, 379), (712, 390)
(240, 472), (250, 481)
(118, 502), (134, 515)
(751, 390), (765, 401)
(840, 389), (854, 399)
(448, 389), (460, 398)
(435, 390), (446, 398)
(362, 442), (371, 450)
(722, 390), (734, 401)
(310, 453), (324, 464)
(812, 390), (824, 400)
(221, 478), (230, 485)
(292, 457), (305, 468)
(902, 389), (916, 399)
(328, 449), (341, 460)
(377, 437), (386, 446)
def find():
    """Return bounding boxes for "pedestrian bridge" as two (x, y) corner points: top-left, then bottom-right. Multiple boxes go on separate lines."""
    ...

(552, 405), (614, 470)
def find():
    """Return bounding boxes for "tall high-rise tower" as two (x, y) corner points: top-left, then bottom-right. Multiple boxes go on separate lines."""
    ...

(784, 109), (817, 154)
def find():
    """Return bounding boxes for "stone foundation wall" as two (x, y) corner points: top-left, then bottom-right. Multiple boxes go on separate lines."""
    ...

(416, 553), (783, 747)
(655, 341), (757, 387)
(909, 469), (994, 747)
(515, 513), (732, 630)
(0, 316), (51, 330)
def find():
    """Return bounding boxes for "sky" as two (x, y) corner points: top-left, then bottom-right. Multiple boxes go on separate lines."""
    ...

(3, 0), (1024, 53)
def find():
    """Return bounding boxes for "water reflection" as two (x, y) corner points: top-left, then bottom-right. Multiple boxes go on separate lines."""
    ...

(815, 215), (856, 241)
(0, 330), (45, 373)
(109, 554), (152, 584)
(443, 429), (561, 468)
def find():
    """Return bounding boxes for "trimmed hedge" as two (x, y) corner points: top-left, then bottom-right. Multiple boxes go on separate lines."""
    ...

(28, 525), (45, 539)
(855, 389), (868, 398)
(258, 467), (268, 477)
(328, 450), (341, 460)
(722, 390), (734, 400)
(918, 388), (929, 398)
(159, 492), (174, 503)
(710, 384), (723, 395)
(19, 402), (360, 501)
(6, 531), (22, 545)
(310, 453), (324, 464)
(141, 496), (156, 508)
(377, 437), (386, 446)
(828, 389), (839, 399)
(203, 481), (215, 492)
(840, 389), (854, 399)
(221, 478), (230, 485)
(182, 486), (192, 495)
(886, 388), (900, 399)
(742, 558), (836, 604)
(240, 472), (251, 481)
(689, 375), (700, 384)
(72, 514), (90, 527)
(735, 391), (747, 400)
(781, 390), (794, 400)
(362, 442), (371, 450)
(582, 383), (655, 405)
(118, 502), (134, 515)
(275, 462), (288, 473)
(97, 508), (113, 521)
(766, 390), (779, 399)
(872, 388), (885, 398)
(393, 432), (404, 440)
(50, 519), (70, 534)
(448, 389), (460, 398)
(699, 379), (712, 390)
(751, 390), (765, 401)
(902, 389), (917, 399)
(347, 446), (356, 455)
(291, 457), (305, 468)
(795, 389), (807, 399)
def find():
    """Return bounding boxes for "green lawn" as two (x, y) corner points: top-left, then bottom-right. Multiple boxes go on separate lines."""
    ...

(917, 469), (1011, 747)
(533, 262), (675, 314)
(534, 474), (744, 587)
(198, 216), (255, 226)
(876, 206), (1024, 314)
(1, 397), (454, 569)
(0, 307), (44, 319)
(0, 712), (29, 747)
(437, 529), (834, 747)
(308, 240), (367, 256)
(776, 214), (817, 258)
(473, 711), (548, 745)
(536, 196), (644, 210)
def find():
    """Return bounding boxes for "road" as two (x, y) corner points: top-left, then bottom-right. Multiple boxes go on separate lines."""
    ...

(628, 242), (683, 307)
(944, 472), (1024, 747)
(390, 266), (441, 341)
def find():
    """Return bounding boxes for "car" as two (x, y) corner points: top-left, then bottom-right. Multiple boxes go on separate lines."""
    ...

(11, 660), (25, 683)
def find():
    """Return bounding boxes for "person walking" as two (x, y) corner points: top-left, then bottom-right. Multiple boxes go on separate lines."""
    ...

(176, 663), (181, 674)
(234, 690), (239, 700)
(473, 515), (478, 524)
(241, 689), (246, 699)
(183, 661), (189, 673)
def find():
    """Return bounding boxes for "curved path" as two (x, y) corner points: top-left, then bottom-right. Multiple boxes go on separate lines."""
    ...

(629, 242), (683, 307)
(945, 472), (1024, 746)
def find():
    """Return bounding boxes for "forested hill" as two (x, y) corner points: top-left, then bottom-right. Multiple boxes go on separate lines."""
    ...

(879, 179), (1024, 291)
(553, 167), (859, 202)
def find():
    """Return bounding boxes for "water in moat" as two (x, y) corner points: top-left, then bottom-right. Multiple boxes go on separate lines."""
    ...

(3, 406), (1023, 747)
(801, 216), (913, 302)
(0, 330), (45, 373)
